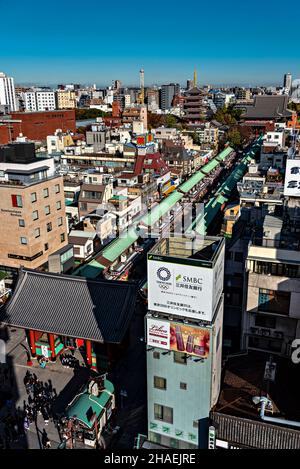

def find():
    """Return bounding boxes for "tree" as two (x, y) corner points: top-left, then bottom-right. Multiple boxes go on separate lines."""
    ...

(191, 131), (200, 145)
(165, 114), (178, 128)
(75, 108), (109, 120)
(147, 112), (164, 130)
(227, 127), (242, 148)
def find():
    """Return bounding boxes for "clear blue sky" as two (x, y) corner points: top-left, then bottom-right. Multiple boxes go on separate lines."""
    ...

(1, 0), (299, 86)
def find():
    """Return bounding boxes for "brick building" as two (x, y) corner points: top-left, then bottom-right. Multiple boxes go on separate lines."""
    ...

(0, 110), (76, 143)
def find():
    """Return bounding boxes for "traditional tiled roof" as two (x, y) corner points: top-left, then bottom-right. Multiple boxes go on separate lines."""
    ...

(211, 412), (300, 449)
(0, 269), (137, 343)
(242, 95), (293, 120)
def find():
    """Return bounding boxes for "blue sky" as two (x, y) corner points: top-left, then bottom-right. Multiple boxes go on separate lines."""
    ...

(1, 0), (299, 86)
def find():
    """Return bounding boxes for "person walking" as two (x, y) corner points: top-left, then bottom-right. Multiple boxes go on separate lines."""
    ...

(41, 429), (51, 449)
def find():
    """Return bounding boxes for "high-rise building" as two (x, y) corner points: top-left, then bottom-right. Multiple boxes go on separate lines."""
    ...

(146, 236), (225, 449)
(283, 73), (292, 95)
(113, 80), (122, 90)
(0, 142), (68, 271)
(187, 80), (194, 90)
(160, 83), (180, 111)
(0, 72), (17, 111)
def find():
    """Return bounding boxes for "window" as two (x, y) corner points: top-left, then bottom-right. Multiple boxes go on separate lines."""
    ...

(149, 432), (161, 445)
(153, 352), (160, 359)
(170, 438), (179, 449)
(56, 201), (62, 210)
(45, 205), (50, 215)
(258, 288), (290, 315)
(46, 222), (52, 232)
(55, 184), (60, 194)
(31, 192), (37, 203)
(43, 188), (49, 198)
(193, 420), (199, 429)
(60, 233), (65, 243)
(44, 243), (49, 251)
(12, 194), (23, 208)
(154, 376), (167, 390)
(32, 210), (39, 221)
(34, 228), (40, 238)
(19, 219), (25, 227)
(60, 249), (73, 264)
(173, 352), (187, 364)
(253, 261), (300, 278)
(20, 237), (27, 245)
(154, 404), (173, 424)
(248, 336), (282, 353)
(57, 217), (63, 227)
(180, 382), (187, 390)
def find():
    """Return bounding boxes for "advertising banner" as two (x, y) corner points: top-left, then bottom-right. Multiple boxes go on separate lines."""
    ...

(148, 258), (216, 321)
(147, 317), (210, 358)
(169, 322), (210, 358)
(284, 159), (300, 197)
(147, 318), (170, 349)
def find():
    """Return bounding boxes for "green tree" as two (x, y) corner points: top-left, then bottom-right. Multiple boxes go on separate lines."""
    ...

(75, 108), (109, 120)
(165, 114), (178, 128)
(227, 128), (242, 148)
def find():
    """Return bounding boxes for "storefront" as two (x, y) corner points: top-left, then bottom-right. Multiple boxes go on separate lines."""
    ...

(60, 376), (115, 448)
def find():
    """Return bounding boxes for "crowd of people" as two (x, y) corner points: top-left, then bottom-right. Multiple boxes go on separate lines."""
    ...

(60, 353), (80, 369)
(23, 370), (57, 448)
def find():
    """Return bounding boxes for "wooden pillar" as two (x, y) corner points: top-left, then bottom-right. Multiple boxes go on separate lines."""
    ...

(86, 339), (92, 367)
(48, 333), (56, 361)
(29, 330), (36, 358)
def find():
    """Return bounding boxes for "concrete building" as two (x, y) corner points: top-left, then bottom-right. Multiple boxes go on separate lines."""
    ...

(146, 236), (225, 449)
(242, 214), (300, 357)
(24, 90), (56, 111)
(78, 182), (113, 220)
(283, 73), (292, 95)
(0, 72), (17, 112)
(160, 84), (180, 111)
(0, 143), (68, 270)
(56, 90), (77, 109)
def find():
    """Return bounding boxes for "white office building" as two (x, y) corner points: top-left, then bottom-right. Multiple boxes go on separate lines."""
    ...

(0, 72), (17, 111)
(24, 90), (56, 111)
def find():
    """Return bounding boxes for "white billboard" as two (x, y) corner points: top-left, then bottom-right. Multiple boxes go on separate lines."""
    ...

(147, 253), (224, 322)
(147, 318), (170, 350)
(284, 159), (300, 197)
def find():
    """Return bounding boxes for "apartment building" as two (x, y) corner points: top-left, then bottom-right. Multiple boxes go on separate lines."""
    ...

(242, 214), (300, 357)
(56, 90), (77, 109)
(78, 182), (113, 220)
(24, 90), (56, 111)
(0, 143), (68, 270)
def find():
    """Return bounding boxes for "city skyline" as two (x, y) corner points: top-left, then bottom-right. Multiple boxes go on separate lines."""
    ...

(1, 0), (300, 85)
